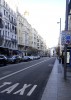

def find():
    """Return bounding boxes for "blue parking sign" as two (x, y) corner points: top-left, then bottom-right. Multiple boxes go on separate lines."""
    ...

(66, 35), (70, 40)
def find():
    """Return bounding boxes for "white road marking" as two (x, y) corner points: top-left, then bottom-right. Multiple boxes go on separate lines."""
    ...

(0, 59), (48, 81)
(27, 85), (37, 96)
(13, 84), (31, 95)
(0, 82), (37, 96)
(0, 82), (11, 89)
(0, 83), (19, 93)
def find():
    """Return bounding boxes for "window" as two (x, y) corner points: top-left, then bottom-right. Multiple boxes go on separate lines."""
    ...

(6, 3), (7, 7)
(5, 22), (7, 29)
(8, 23), (9, 29)
(4, 1), (5, 6)
(15, 43), (16, 48)
(12, 17), (13, 22)
(38, 47), (39, 49)
(14, 19), (16, 23)
(3, 30), (4, 36)
(9, 43), (11, 48)
(4, 10), (5, 15)
(0, 30), (1, 35)
(0, 18), (1, 23)
(5, 31), (7, 37)
(10, 24), (11, 30)
(37, 43), (39, 46)
(12, 35), (13, 39)
(12, 25), (14, 30)
(37, 39), (39, 42)
(6, 12), (8, 17)
(8, 32), (9, 37)
(9, 15), (10, 20)
(19, 30), (20, 33)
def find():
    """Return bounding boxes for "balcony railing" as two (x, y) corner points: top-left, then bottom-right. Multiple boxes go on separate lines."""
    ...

(10, 19), (17, 26)
(11, 38), (17, 43)
(0, 35), (4, 41)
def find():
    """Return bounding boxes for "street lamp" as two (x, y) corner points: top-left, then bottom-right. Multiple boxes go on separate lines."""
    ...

(57, 18), (62, 55)
(65, 0), (69, 31)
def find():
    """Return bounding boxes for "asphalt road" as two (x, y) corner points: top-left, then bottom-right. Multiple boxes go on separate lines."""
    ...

(0, 57), (56, 100)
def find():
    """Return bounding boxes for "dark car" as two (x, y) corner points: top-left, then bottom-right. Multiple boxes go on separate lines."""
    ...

(0, 55), (7, 66)
(7, 55), (22, 64)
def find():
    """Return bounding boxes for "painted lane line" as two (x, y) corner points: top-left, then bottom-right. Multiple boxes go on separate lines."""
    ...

(0, 57), (51, 70)
(0, 59), (48, 81)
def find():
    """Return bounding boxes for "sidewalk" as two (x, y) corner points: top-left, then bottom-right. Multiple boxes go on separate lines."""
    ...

(41, 58), (71, 100)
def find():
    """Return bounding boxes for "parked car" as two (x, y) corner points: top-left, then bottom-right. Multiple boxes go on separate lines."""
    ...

(0, 55), (8, 66)
(23, 56), (30, 61)
(34, 55), (40, 59)
(7, 56), (13, 64)
(28, 56), (34, 60)
(7, 55), (22, 64)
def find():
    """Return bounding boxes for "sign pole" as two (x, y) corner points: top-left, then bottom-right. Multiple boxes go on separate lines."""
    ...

(64, 44), (67, 80)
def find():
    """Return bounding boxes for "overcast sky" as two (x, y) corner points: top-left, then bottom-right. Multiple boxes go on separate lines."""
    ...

(5, 0), (66, 48)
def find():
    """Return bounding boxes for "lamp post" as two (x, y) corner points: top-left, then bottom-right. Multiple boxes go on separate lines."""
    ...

(65, 0), (69, 31)
(57, 18), (62, 56)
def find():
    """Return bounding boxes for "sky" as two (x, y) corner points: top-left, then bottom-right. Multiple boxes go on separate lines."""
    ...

(5, 0), (66, 48)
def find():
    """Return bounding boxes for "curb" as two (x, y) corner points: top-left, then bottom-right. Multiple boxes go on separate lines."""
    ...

(41, 59), (59, 100)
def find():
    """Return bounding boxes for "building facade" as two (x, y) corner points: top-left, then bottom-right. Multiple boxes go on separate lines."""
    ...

(17, 11), (32, 55)
(17, 11), (25, 51)
(0, 0), (17, 55)
(0, 0), (47, 56)
(30, 28), (37, 49)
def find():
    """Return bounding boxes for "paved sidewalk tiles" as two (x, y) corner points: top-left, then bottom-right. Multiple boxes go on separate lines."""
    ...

(41, 58), (71, 100)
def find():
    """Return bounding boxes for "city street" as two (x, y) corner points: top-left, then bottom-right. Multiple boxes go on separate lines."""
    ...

(0, 57), (56, 100)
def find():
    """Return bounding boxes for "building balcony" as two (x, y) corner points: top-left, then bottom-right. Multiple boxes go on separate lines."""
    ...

(13, 22), (17, 26)
(10, 20), (17, 26)
(10, 19), (14, 24)
(10, 29), (13, 32)
(12, 21), (17, 26)
(11, 38), (17, 43)
(10, 29), (16, 33)
(0, 35), (4, 45)
(15, 28), (17, 34)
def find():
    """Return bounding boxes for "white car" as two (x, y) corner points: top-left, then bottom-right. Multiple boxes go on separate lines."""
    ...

(28, 56), (34, 60)
(34, 56), (40, 60)
(23, 56), (30, 61)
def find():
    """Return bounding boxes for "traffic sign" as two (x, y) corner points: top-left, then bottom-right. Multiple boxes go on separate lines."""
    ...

(66, 35), (70, 40)
(65, 35), (71, 44)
